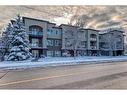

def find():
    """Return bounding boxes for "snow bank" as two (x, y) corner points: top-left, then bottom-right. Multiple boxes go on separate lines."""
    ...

(0, 56), (127, 70)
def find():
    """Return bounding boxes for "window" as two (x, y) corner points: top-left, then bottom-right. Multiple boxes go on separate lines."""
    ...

(54, 51), (61, 57)
(80, 41), (86, 48)
(100, 42), (109, 49)
(56, 30), (58, 35)
(116, 41), (122, 49)
(47, 28), (62, 37)
(32, 50), (39, 58)
(29, 25), (43, 36)
(77, 51), (86, 56)
(90, 41), (96, 46)
(47, 51), (54, 57)
(99, 36), (101, 40)
(47, 39), (53, 46)
(80, 41), (85, 45)
(47, 29), (52, 35)
(47, 29), (54, 36)
(90, 41), (97, 49)
(31, 38), (40, 47)
(29, 25), (43, 32)
(90, 34), (97, 38)
(47, 29), (51, 35)
(55, 40), (61, 46)
(51, 29), (53, 33)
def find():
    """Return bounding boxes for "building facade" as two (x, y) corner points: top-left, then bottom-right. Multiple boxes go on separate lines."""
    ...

(23, 17), (62, 57)
(21, 17), (125, 57)
(99, 28), (125, 56)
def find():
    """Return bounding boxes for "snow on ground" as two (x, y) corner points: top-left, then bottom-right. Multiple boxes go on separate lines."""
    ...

(0, 56), (127, 70)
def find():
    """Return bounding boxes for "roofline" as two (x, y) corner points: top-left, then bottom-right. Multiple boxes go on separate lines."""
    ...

(52, 26), (62, 29)
(22, 17), (56, 25)
(78, 28), (100, 32)
(47, 22), (56, 25)
(84, 28), (100, 31)
(59, 24), (79, 28)
(99, 29), (124, 35)
(110, 30), (124, 33)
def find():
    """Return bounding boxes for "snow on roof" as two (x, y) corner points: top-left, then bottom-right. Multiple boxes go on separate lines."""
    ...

(99, 27), (124, 34)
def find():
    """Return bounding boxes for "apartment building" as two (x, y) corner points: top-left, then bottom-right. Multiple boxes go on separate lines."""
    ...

(59, 24), (79, 56)
(22, 17), (125, 57)
(23, 17), (62, 57)
(81, 28), (99, 56)
(99, 28), (125, 56)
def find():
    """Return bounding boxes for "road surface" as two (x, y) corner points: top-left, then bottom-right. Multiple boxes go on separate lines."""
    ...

(0, 62), (127, 89)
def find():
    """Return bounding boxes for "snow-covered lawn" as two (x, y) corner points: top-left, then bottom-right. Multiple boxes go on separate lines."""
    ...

(0, 56), (127, 70)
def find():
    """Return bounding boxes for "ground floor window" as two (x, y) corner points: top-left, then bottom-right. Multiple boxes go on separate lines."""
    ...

(100, 51), (109, 56)
(54, 51), (61, 57)
(113, 50), (123, 56)
(77, 51), (87, 56)
(47, 50), (54, 57)
(32, 50), (39, 58)
(88, 50), (98, 56)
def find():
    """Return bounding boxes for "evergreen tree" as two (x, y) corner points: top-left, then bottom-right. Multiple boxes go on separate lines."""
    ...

(7, 15), (31, 61)
(2, 23), (14, 56)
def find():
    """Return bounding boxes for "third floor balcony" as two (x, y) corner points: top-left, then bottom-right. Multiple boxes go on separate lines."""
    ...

(90, 38), (97, 41)
(28, 31), (43, 37)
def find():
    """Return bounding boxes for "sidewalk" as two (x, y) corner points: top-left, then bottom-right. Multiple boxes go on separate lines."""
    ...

(0, 56), (127, 70)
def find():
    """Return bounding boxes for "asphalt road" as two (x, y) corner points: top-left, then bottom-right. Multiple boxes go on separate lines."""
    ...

(1, 62), (127, 89)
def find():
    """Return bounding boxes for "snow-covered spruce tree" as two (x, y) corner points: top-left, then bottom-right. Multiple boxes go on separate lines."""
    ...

(2, 23), (14, 57)
(7, 15), (31, 61)
(0, 37), (5, 61)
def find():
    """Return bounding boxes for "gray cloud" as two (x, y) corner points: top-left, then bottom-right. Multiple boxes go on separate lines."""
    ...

(0, 6), (127, 30)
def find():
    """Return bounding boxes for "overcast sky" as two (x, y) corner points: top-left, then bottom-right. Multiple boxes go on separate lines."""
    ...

(1, 5), (127, 30)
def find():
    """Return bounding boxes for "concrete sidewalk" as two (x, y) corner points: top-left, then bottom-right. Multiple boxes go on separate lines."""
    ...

(0, 56), (127, 70)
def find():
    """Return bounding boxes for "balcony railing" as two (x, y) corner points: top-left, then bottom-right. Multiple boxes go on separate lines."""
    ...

(116, 45), (123, 50)
(90, 38), (97, 41)
(90, 46), (97, 49)
(28, 31), (43, 37)
(30, 44), (43, 48)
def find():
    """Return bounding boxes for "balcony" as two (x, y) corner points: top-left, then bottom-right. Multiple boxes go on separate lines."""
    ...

(90, 38), (97, 41)
(99, 43), (109, 49)
(100, 46), (109, 49)
(90, 46), (97, 49)
(116, 45), (123, 50)
(28, 31), (43, 37)
(90, 34), (97, 41)
(30, 43), (43, 48)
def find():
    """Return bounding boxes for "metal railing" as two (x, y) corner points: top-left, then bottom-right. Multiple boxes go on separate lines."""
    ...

(90, 46), (97, 49)
(28, 31), (43, 36)
(30, 44), (43, 48)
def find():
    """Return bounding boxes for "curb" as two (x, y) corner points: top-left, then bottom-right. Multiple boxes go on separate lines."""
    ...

(0, 59), (127, 70)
